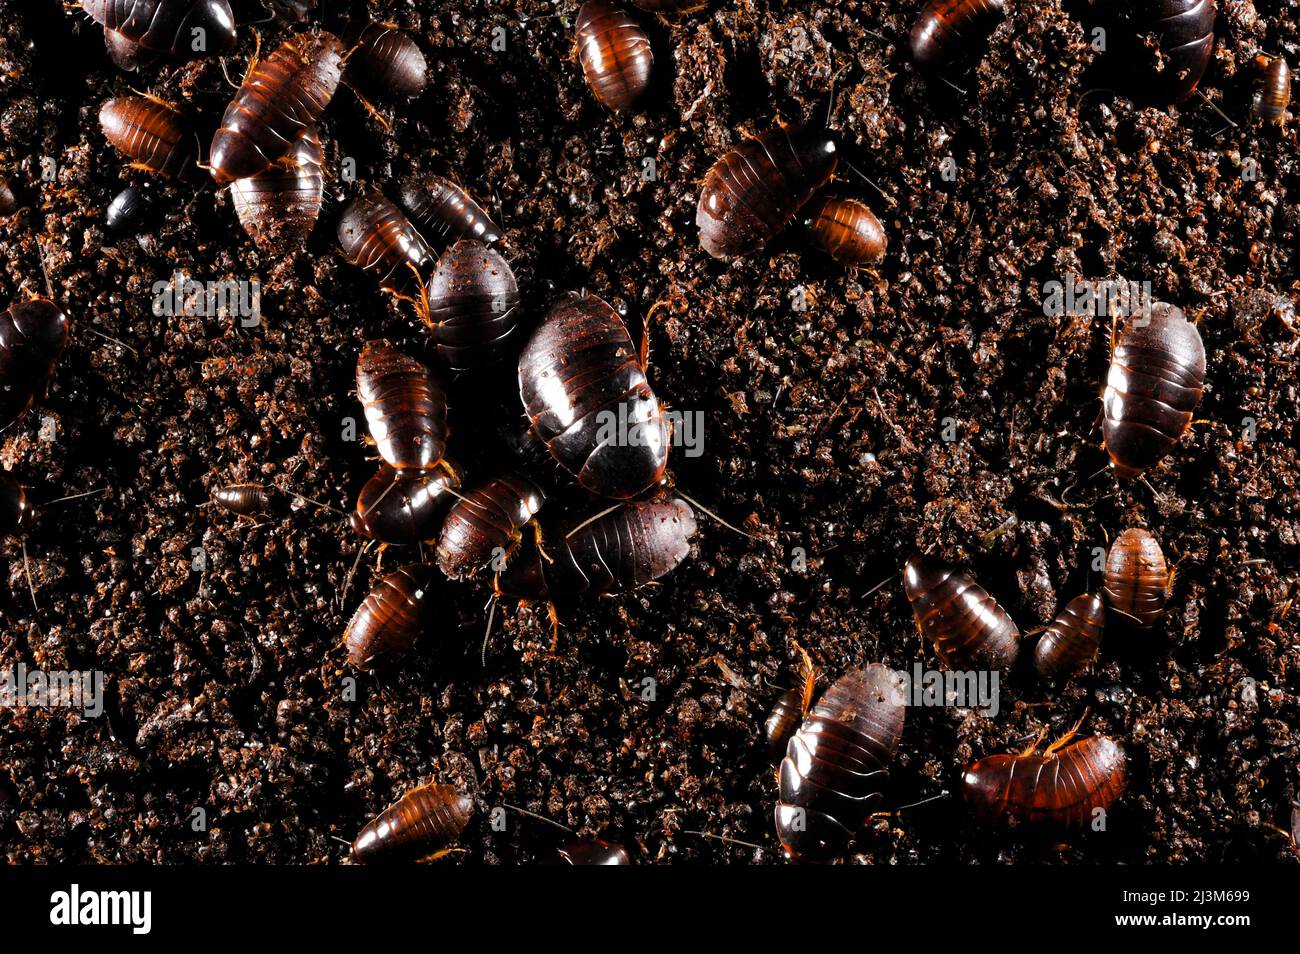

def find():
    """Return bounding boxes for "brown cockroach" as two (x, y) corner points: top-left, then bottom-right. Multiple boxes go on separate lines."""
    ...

(424, 240), (525, 372)
(1101, 528), (1172, 629)
(212, 483), (270, 516)
(908, 0), (1006, 67)
(0, 298), (71, 430)
(903, 555), (1021, 671)
(435, 475), (545, 580)
(1251, 54), (1291, 124)
(1152, 0), (1217, 103)
(103, 28), (156, 72)
(804, 196), (887, 266)
(356, 341), (449, 473)
(0, 471), (29, 537)
(351, 781), (474, 863)
(1032, 592), (1105, 683)
(575, 0), (654, 114)
(98, 95), (202, 183)
(81, 1), (236, 58)
(351, 462), (461, 546)
(229, 127), (324, 254)
(397, 175), (504, 248)
(337, 192), (435, 295)
(343, 563), (439, 667)
(344, 22), (429, 100)
(764, 642), (817, 758)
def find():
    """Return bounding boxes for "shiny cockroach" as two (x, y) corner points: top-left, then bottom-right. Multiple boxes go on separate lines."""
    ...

(435, 475), (545, 580)
(1151, 0), (1217, 103)
(575, 0), (654, 114)
(1032, 592), (1105, 683)
(908, 0), (1006, 68)
(337, 191), (435, 296)
(343, 22), (429, 101)
(1101, 527), (1172, 629)
(352, 461), (461, 546)
(764, 641), (817, 758)
(0, 298), (71, 431)
(803, 195), (887, 267)
(903, 555), (1021, 671)
(229, 126), (324, 254)
(105, 186), (147, 232)
(424, 240), (525, 372)
(343, 562), (440, 667)
(0, 470), (29, 538)
(211, 482), (271, 516)
(351, 781), (474, 864)
(1251, 54), (1291, 124)
(80, 0), (237, 58)
(103, 26), (156, 72)
(397, 174), (504, 248)
(356, 341), (449, 473)
(98, 95), (203, 183)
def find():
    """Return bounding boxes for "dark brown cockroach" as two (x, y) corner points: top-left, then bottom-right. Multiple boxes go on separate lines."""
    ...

(1033, 593), (1105, 683)
(343, 563), (439, 667)
(356, 341), (449, 472)
(397, 174), (504, 248)
(0, 471), (28, 537)
(435, 475), (545, 579)
(424, 240), (524, 372)
(558, 840), (632, 864)
(1102, 302), (1205, 479)
(98, 96), (202, 183)
(352, 462), (461, 545)
(575, 0), (654, 114)
(106, 186), (147, 232)
(696, 124), (838, 260)
(518, 292), (668, 499)
(208, 32), (344, 185)
(229, 126), (323, 254)
(352, 781), (473, 864)
(0, 298), (70, 430)
(82, 1), (236, 58)
(774, 664), (906, 862)
(103, 28), (156, 72)
(1251, 54), (1291, 124)
(337, 192), (435, 295)
(903, 555), (1021, 671)
(1101, 528), (1172, 629)
(1151, 0), (1216, 103)
(344, 22), (429, 100)
(764, 642), (817, 758)
(908, 0), (1006, 67)
(212, 483), (270, 516)
(804, 196), (887, 266)
(963, 731), (1127, 827)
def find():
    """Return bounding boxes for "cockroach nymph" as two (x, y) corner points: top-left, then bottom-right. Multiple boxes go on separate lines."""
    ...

(212, 483), (270, 516)
(575, 0), (654, 114)
(98, 95), (202, 183)
(435, 475), (545, 580)
(903, 555), (1021, 671)
(558, 840), (632, 864)
(1033, 592), (1105, 683)
(229, 127), (324, 254)
(424, 240), (525, 372)
(1251, 54), (1291, 124)
(0, 298), (71, 430)
(356, 341), (449, 473)
(1101, 528), (1172, 629)
(351, 462), (461, 546)
(344, 22), (429, 100)
(352, 781), (474, 863)
(106, 186), (147, 232)
(908, 0), (1006, 68)
(81, 1), (237, 58)
(343, 563), (439, 667)
(0, 471), (29, 537)
(337, 192), (435, 295)
(397, 175), (504, 248)
(804, 196), (887, 266)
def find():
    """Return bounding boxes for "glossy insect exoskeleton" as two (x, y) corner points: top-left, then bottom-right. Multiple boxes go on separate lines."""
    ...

(209, 32), (344, 185)
(696, 125), (838, 260)
(99, 96), (202, 183)
(774, 664), (906, 862)
(229, 127), (323, 254)
(575, 0), (654, 114)
(1251, 54), (1291, 124)
(337, 192), (435, 294)
(0, 178), (15, 215)
(435, 475), (545, 579)
(103, 27), (156, 71)
(424, 240), (524, 371)
(963, 735), (1127, 827)
(518, 292), (668, 499)
(343, 563), (438, 667)
(352, 462), (461, 545)
(356, 341), (448, 472)
(105, 186), (146, 232)
(764, 688), (803, 758)
(1102, 302), (1205, 479)
(1151, 0), (1216, 102)
(266, 0), (315, 23)
(0, 298), (70, 430)
(804, 196), (887, 266)
(81, 1), (236, 58)
(908, 0), (1006, 67)
(0, 471), (29, 537)
(344, 22), (428, 100)
(558, 840), (632, 864)
(1101, 528), (1171, 629)
(1032, 593), (1105, 683)
(398, 175), (504, 248)
(212, 483), (269, 516)
(352, 782), (473, 864)
(903, 555), (1020, 670)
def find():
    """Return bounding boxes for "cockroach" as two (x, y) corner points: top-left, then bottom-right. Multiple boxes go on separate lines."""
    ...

(212, 482), (270, 516)
(208, 31), (344, 185)
(518, 292), (668, 499)
(764, 642), (817, 758)
(344, 22), (429, 100)
(1101, 527), (1171, 629)
(352, 462), (461, 545)
(558, 840), (632, 864)
(0, 471), (28, 537)
(575, 0), (654, 114)
(1032, 592), (1105, 682)
(696, 124), (838, 260)
(774, 664), (906, 862)
(337, 192), (435, 295)
(1102, 302), (1205, 479)
(397, 175), (504, 250)
(356, 341), (449, 472)
(1251, 54), (1290, 124)
(265, 0), (315, 23)
(98, 95), (202, 183)
(1151, 0), (1216, 103)
(908, 0), (1006, 67)
(0, 298), (71, 430)
(804, 196), (887, 266)
(424, 240), (524, 371)
(435, 475), (545, 579)
(351, 781), (473, 863)
(81, 1), (236, 58)
(106, 186), (147, 232)
(343, 563), (439, 667)
(229, 127), (324, 254)
(103, 28), (156, 72)
(903, 555), (1021, 671)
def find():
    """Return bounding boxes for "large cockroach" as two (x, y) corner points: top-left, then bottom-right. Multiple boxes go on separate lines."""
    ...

(1101, 527), (1171, 629)
(0, 298), (70, 430)
(804, 196), (887, 266)
(1151, 0), (1216, 103)
(397, 175), (504, 248)
(435, 475), (545, 580)
(343, 563), (439, 667)
(356, 341), (449, 473)
(903, 555), (1020, 671)
(908, 0), (1006, 67)
(1032, 593), (1105, 682)
(81, 0), (236, 58)
(1251, 54), (1291, 124)
(212, 482), (270, 516)
(352, 781), (473, 863)
(559, 840), (632, 864)
(337, 192), (435, 295)
(575, 0), (654, 114)
(0, 471), (28, 537)
(229, 127), (324, 254)
(344, 22), (429, 100)
(424, 240), (524, 372)
(99, 96), (202, 183)
(696, 124), (838, 259)
(352, 462), (461, 545)
(103, 28), (156, 72)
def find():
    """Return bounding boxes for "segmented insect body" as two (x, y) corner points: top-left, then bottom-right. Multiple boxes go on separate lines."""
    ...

(0, 472), (28, 537)
(82, 1), (236, 57)
(1101, 528), (1171, 629)
(98, 96), (201, 182)
(352, 782), (473, 863)
(696, 125), (838, 259)
(103, 29), (155, 71)
(804, 196), (887, 266)
(356, 342), (448, 472)
(424, 241), (524, 371)
(0, 299), (70, 430)
(774, 665), (906, 862)
(575, 0), (654, 113)
(1102, 302), (1205, 479)
(343, 563), (439, 667)
(337, 192), (434, 294)
(106, 186), (147, 231)
(229, 127), (324, 254)
(963, 735), (1127, 827)
(764, 688), (803, 758)
(1033, 593), (1105, 682)
(435, 475), (545, 579)
(352, 463), (461, 545)
(1252, 55), (1291, 124)
(212, 483), (269, 516)
(903, 556), (1020, 670)
(558, 840), (632, 864)
(208, 32), (344, 184)
(397, 175), (504, 247)
(1152, 0), (1216, 102)
(908, 0), (1006, 66)
(344, 22), (429, 99)
(518, 292), (668, 499)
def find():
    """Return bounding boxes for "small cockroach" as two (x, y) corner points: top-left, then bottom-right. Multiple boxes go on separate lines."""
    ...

(343, 563), (438, 667)
(356, 341), (449, 472)
(0, 298), (71, 430)
(518, 292), (668, 500)
(775, 664), (906, 862)
(908, 0), (1006, 67)
(1251, 54), (1291, 124)
(1101, 527), (1171, 629)
(0, 471), (29, 537)
(344, 22), (429, 100)
(208, 32), (344, 185)
(435, 475), (545, 579)
(337, 192), (435, 294)
(558, 840), (632, 864)
(81, 1), (236, 58)
(424, 240), (524, 371)
(764, 643), (817, 758)
(804, 196), (887, 266)
(903, 555), (1021, 671)
(575, 0), (654, 114)
(352, 462), (461, 545)
(212, 483), (270, 516)
(99, 96), (202, 183)
(352, 782), (473, 863)
(1152, 0), (1216, 103)
(105, 186), (147, 232)
(229, 126), (323, 254)
(696, 124), (838, 260)
(1102, 302), (1205, 479)
(1033, 593), (1105, 683)
(397, 175), (504, 248)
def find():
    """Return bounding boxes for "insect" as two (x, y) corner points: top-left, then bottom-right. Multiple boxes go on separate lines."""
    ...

(0, 178), (15, 215)
(696, 124), (838, 259)
(397, 175), (504, 248)
(908, 0), (1006, 67)
(1032, 593), (1105, 683)
(804, 196), (887, 266)
(105, 186), (147, 232)
(344, 22), (429, 100)
(80, 1), (237, 58)
(343, 563), (439, 667)
(1101, 528), (1172, 629)
(435, 475), (545, 580)
(903, 555), (1021, 671)
(0, 471), (28, 537)
(352, 462), (461, 545)
(0, 298), (71, 430)
(352, 781), (473, 863)
(356, 341), (449, 472)
(575, 0), (654, 114)
(1151, 0), (1216, 102)
(518, 292), (668, 499)
(98, 95), (202, 182)
(208, 31), (344, 185)
(212, 483), (270, 516)
(229, 127), (324, 254)
(103, 27), (156, 71)
(337, 192), (435, 295)
(1102, 302), (1205, 479)
(764, 642), (817, 758)
(424, 240), (524, 371)
(1251, 54), (1291, 124)
(774, 664), (906, 862)
(558, 840), (632, 864)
